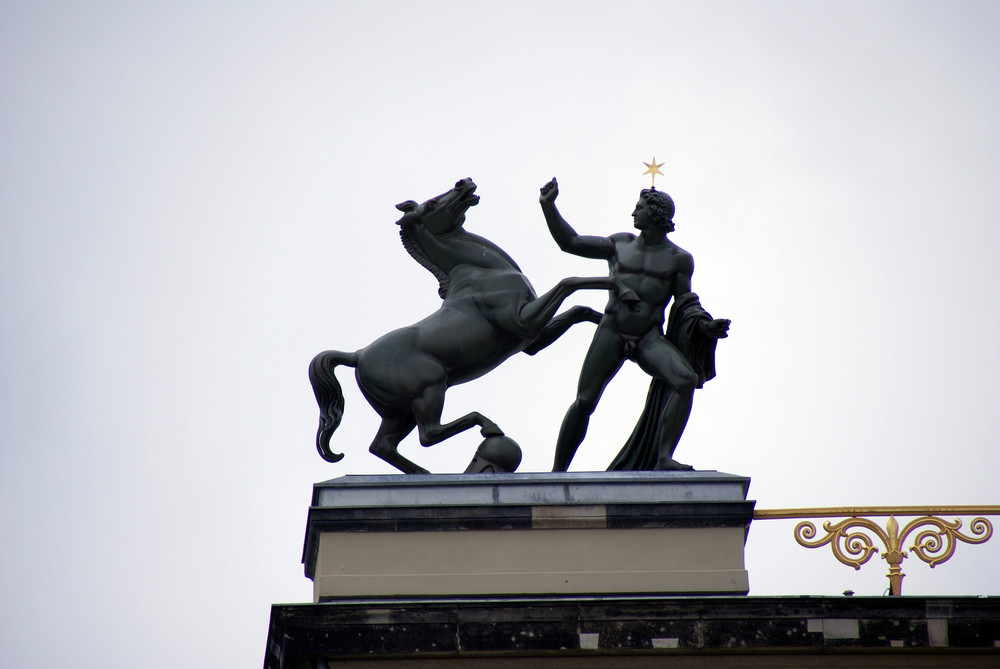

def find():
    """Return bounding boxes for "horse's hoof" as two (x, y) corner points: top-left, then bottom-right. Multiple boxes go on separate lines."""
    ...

(480, 423), (504, 437)
(464, 435), (521, 474)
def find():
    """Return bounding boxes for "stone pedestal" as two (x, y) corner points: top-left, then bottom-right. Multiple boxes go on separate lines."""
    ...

(302, 471), (754, 602)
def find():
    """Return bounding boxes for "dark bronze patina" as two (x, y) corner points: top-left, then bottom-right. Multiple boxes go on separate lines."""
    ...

(539, 178), (730, 472)
(309, 178), (611, 474)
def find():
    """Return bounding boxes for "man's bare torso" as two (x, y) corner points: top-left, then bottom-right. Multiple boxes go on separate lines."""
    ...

(606, 233), (692, 337)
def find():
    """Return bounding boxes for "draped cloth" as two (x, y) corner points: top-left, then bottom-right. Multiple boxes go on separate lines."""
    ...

(607, 292), (718, 471)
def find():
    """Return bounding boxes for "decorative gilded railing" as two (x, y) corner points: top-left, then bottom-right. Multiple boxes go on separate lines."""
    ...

(753, 506), (1000, 595)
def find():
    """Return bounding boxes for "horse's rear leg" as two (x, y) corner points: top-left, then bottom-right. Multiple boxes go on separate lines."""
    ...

(369, 413), (426, 474)
(411, 384), (502, 447)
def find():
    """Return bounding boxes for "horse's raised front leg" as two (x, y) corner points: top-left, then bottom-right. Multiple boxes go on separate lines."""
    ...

(514, 276), (615, 335)
(411, 382), (503, 448)
(522, 305), (602, 355)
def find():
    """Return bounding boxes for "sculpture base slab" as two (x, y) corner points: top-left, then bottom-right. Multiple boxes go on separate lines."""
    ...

(303, 471), (754, 601)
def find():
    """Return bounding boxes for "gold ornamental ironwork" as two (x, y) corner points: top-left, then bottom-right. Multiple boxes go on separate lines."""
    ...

(753, 506), (999, 595)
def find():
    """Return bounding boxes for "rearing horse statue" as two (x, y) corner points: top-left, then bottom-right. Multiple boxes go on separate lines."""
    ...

(309, 178), (612, 474)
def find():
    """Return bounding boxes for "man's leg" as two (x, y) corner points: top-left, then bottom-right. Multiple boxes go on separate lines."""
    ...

(552, 321), (624, 471)
(636, 335), (699, 470)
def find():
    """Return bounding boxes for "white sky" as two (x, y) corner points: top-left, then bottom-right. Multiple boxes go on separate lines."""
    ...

(2, 2), (999, 667)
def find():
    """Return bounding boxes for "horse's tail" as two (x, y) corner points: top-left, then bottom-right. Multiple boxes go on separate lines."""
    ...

(308, 350), (359, 463)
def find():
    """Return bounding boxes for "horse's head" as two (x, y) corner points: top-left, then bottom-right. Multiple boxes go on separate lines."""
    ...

(395, 178), (479, 234)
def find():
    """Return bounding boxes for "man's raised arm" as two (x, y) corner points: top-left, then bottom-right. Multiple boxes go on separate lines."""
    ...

(539, 178), (614, 259)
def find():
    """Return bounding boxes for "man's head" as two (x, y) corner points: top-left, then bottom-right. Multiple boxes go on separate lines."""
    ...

(636, 188), (675, 232)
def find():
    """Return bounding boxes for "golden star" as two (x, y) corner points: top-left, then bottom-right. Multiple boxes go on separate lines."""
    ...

(642, 157), (664, 188)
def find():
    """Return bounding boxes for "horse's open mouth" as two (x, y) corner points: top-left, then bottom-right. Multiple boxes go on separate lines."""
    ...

(458, 187), (480, 207)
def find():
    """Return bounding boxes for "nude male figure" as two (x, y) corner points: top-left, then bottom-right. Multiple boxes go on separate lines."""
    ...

(539, 177), (729, 471)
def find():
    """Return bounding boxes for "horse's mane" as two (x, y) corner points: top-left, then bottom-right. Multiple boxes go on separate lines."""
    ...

(399, 221), (450, 299)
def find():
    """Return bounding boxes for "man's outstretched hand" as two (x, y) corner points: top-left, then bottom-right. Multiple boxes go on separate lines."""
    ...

(701, 318), (731, 339)
(539, 177), (559, 205)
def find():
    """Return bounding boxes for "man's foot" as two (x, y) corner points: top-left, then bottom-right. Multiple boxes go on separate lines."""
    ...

(654, 457), (694, 471)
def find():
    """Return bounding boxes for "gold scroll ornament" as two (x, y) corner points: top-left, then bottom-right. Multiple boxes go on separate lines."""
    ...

(753, 507), (997, 595)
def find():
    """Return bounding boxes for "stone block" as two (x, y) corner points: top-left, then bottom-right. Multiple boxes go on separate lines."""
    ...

(302, 471), (755, 601)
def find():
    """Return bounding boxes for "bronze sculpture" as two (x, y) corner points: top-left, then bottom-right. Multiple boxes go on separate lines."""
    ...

(309, 178), (612, 474)
(539, 178), (730, 472)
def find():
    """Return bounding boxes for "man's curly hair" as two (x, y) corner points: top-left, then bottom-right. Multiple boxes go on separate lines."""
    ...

(640, 188), (675, 231)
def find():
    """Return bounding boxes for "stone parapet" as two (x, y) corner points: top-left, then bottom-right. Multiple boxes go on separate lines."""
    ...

(264, 595), (1000, 669)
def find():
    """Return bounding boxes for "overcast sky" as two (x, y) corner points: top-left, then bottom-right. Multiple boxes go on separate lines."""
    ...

(3, 2), (999, 667)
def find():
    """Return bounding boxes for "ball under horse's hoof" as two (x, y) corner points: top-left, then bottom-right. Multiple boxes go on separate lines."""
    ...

(464, 435), (522, 474)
